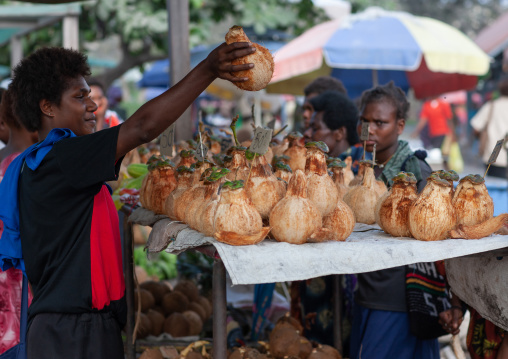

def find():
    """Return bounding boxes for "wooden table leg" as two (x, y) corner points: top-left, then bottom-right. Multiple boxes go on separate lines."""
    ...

(213, 258), (227, 359)
(332, 274), (343, 355)
(123, 216), (136, 359)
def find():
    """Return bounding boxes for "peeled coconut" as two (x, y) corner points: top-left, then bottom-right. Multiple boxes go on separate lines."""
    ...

(377, 172), (418, 237)
(175, 161), (213, 223)
(283, 132), (307, 173)
(224, 146), (251, 182)
(195, 168), (231, 236)
(273, 161), (292, 184)
(305, 141), (339, 217)
(176, 149), (197, 168)
(450, 214), (508, 239)
(164, 166), (194, 220)
(242, 139), (274, 165)
(322, 196), (355, 241)
(328, 159), (348, 199)
(213, 180), (270, 245)
(269, 170), (322, 244)
(181, 161), (215, 227)
(225, 25), (274, 91)
(452, 174), (494, 226)
(271, 137), (289, 158)
(140, 156), (177, 214)
(349, 160), (387, 196)
(343, 156), (355, 186)
(408, 174), (456, 241)
(343, 162), (381, 224)
(244, 153), (286, 219)
(163, 312), (190, 338)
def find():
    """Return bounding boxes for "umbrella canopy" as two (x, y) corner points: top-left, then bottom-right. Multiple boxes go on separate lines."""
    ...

(267, 7), (490, 99)
(475, 11), (508, 57)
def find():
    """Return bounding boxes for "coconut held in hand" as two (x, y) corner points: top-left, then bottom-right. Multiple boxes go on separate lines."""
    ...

(225, 25), (274, 91)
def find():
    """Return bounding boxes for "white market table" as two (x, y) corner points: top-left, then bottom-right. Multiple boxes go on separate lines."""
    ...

(124, 207), (508, 359)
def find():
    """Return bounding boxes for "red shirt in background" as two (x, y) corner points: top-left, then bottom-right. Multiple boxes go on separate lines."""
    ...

(420, 99), (452, 137)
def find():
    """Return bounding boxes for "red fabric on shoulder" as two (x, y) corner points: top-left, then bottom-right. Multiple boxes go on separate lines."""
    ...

(90, 185), (125, 309)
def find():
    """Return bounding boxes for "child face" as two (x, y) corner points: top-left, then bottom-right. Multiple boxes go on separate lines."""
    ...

(358, 99), (404, 155)
(50, 76), (98, 136)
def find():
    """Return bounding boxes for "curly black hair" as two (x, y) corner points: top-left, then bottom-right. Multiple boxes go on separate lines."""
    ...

(359, 81), (410, 120)
(304, 76), (347, 97)
(9, 47), (91, 132)
(309, 90), (360, 145)
(0, 89), (21, 130)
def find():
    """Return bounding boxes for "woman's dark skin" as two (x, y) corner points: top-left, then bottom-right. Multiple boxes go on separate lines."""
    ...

(304, 111), (349, 157)
(38, 42), (256, 161)
(358, 99), (404, 165)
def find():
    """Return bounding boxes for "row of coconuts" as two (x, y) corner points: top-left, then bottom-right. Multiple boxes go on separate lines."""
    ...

(375, 170), (508, 241)
(139, 131), (358, 245)
(134, 279), (212, 340)
(140, 115), (507, 244)
(139, 315), (342, 359)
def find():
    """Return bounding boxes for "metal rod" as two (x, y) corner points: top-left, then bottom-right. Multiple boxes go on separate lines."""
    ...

(332, 274), (343, 355)
(123, 215), (136, 359)
(213, 258), (227, 359)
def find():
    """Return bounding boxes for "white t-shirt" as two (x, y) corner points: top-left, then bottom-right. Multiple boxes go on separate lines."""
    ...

(470, 97), (508, 167)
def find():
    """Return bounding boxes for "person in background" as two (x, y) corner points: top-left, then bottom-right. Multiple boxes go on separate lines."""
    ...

(349, 82), (461, 359)
(470, 76), (508, 179)
(107, 86), (127, 120)
(304, 90), (359, 157)
(88, 78), (123, 131)
(301, 76), (347, 131)
(411, 95), (454, 151)
(1, 42), (255, 359)
(0, 88), (37, 354)
(296, 90), (360, 354)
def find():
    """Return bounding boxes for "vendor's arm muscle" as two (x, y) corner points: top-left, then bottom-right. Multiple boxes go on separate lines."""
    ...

(116, 42), (255, 160)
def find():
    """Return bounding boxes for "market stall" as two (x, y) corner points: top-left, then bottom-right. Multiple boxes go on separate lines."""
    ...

(124, 206), (508, 358)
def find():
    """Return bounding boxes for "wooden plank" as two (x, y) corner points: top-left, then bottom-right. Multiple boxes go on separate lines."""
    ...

(165, 0), (193, 147)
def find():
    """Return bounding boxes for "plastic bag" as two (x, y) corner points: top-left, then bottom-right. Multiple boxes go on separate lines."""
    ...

(448, 141), (464, 173)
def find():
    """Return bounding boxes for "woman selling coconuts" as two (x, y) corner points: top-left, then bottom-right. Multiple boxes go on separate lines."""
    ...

(0, 41), (256, 358)
(296, 90), (361, 350)
(348, 82), (464, 359)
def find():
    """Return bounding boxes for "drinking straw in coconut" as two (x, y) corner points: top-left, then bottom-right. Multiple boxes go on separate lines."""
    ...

(372, 143), (377, 166)
(360, 122), (370, 160)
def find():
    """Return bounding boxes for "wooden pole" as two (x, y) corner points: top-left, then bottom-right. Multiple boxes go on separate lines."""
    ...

(166, 0), (193, 144)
